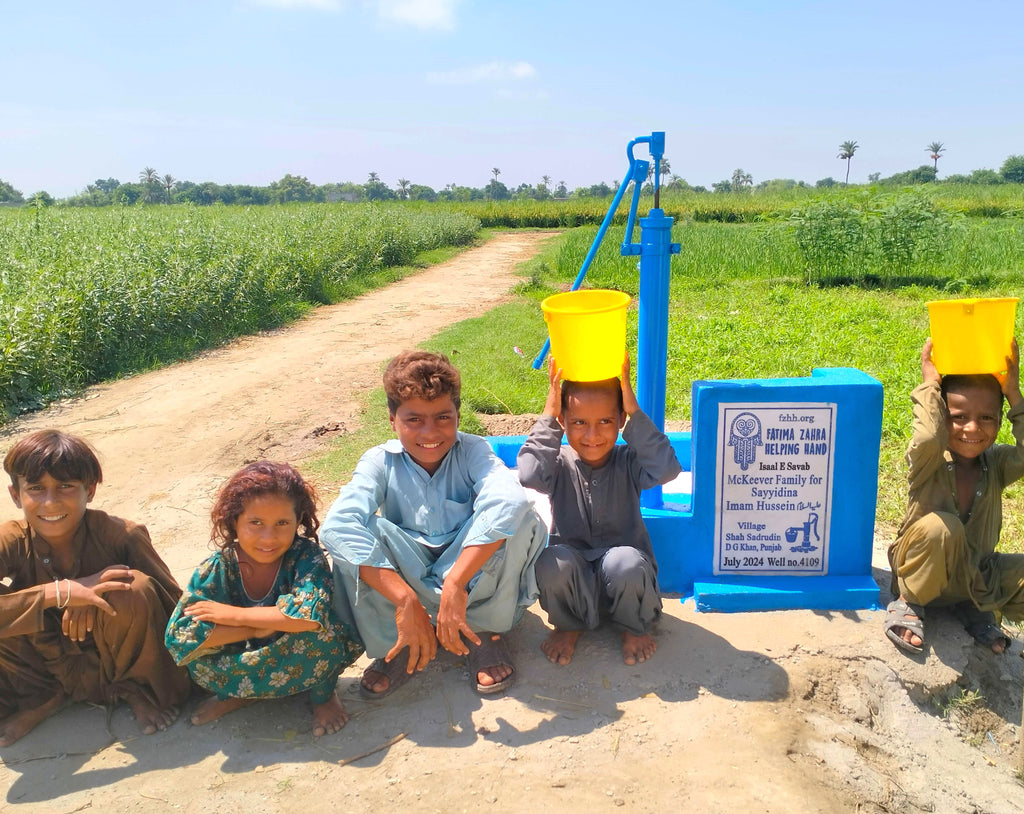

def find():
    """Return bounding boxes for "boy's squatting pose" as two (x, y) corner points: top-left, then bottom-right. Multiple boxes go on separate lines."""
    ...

(886, 338), (1024, 655)
(0, 430), (190, 746)
(320, 351), (547, 697)
(517, 354), (682, 666)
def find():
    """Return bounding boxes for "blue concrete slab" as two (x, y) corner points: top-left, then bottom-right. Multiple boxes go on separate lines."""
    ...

(488, 435), (529, 469)
(692, 576), (880, 613)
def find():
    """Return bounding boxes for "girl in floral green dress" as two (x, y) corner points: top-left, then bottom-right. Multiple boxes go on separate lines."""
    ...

(165, 462), (362, 736)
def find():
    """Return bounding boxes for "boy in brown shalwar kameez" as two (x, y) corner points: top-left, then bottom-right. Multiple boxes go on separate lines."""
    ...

(0, 430), (190, 746)
(886, 339), (1024, 655)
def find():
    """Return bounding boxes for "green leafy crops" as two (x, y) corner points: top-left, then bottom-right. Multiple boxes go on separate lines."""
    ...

(0, 204), (479, 419)
(445, 184), (1024, 228)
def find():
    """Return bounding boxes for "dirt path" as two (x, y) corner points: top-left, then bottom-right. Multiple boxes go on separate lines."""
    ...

(2, 231), (1023, 813)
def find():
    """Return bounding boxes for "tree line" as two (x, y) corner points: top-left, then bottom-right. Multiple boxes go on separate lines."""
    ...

(3, 149), (1024, 207)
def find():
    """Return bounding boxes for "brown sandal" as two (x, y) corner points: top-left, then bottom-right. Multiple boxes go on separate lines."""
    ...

(359, 648), (413, 700)
(467, 634), (515, 695)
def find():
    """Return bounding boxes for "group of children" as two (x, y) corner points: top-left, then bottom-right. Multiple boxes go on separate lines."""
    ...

(0, 347), (678, 746)
(4, 335), (1024, 747)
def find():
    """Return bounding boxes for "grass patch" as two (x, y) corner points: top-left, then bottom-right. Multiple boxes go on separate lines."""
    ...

(938, 687), (985, 719)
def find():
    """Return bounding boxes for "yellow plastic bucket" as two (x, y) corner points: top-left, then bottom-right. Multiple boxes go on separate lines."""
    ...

(541, 289), (631, 381)
(927, 297), (1019, 377)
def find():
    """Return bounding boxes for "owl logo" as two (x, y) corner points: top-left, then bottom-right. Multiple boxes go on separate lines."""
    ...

(728, 412), (762, 471)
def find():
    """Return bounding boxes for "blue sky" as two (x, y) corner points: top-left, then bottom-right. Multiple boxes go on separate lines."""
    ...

(3, 0), (1023, 197)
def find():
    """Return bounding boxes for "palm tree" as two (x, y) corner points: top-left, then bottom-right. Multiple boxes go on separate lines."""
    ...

(927, 141), (945, 175)
(837, 141), (858, 184)
(541, 174), (551, 189)
(139, 167), (159, 202)
(162, 174), (176, 203)
(491, 167), (501, 182)
(396, 178), (411, 200)
(731, 168), (753, 190)
(367, 171), (380, 183)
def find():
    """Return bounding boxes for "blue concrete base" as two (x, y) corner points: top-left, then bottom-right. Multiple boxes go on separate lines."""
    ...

(691, 575), (880, 613)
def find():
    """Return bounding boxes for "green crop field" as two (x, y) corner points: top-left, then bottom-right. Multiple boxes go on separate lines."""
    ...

(0, 204), (479, 420)
(442, 183), (1024, 228)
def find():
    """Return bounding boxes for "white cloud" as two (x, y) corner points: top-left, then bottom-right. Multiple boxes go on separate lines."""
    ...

(376, 0), (458, 30)
(249, 0), (342, 10)
(426, 61), (538, 85)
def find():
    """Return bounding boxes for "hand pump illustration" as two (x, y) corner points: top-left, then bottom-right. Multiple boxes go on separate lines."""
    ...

(786, 505), (821, 553)
(533, 131), (680, 508)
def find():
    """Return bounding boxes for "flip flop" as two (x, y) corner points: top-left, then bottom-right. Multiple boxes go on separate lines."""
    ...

(467, 633), (515, 695)
(884, 598), (925, 654)
(359, 648), (413, 700)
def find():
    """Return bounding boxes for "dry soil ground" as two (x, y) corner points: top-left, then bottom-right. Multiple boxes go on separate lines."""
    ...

(2, 231), (1023, 814)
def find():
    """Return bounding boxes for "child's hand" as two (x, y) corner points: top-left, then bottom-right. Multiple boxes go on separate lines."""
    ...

(78, 564), (134, 591)
(390, 595), (438, 672)
(184, 599), (246, 627)
(62, 606), (97, 642)
(621, 352), (640, 415)
(543, 358), (563, 419)
(436, 582), (479, 656)
(921, 339), (941, 384)
(59, 565), (134, 617)
(1004, 338), (1022, 408)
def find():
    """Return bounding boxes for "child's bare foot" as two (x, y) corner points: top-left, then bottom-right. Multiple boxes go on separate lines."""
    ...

(189, 695), (256, 726)
(311, 691), (349, 738)
(541, 629), (581, 666)
(621, 631), (656, 665)
(0, 692), (65, 746)
(126, 694), (180, 735)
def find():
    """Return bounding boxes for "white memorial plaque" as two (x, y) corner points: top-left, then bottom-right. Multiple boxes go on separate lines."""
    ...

(714, 403), (836, 575)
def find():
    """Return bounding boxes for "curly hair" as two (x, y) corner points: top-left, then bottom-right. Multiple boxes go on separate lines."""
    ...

(210, 461), (319, 548)
(4, 429), (103, 489)
(383, 350), (461, 414)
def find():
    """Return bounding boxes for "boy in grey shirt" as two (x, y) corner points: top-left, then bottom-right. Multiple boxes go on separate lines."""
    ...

(517, 355), (681, 666)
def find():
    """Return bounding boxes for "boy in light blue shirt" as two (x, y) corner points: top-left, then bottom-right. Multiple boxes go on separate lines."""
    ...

(320, 350), (546, 698)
